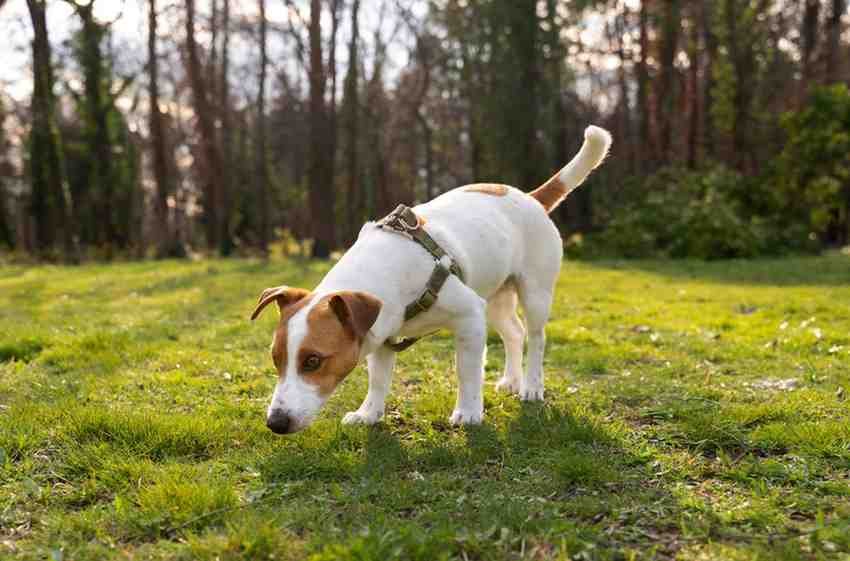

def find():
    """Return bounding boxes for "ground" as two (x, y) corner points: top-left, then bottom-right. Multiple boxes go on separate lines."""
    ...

(1, 256), (849, 560)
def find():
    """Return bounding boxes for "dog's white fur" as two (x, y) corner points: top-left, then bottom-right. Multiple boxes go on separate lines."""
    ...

(266, 125), (612, 431)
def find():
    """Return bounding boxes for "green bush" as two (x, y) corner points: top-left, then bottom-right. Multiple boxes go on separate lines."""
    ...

(772, 84), (850, 245)
(576, 86), (850, 259)
(588, 165), (795, 259)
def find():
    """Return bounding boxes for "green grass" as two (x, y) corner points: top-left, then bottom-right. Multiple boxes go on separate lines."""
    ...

(1, 256), (849, 560)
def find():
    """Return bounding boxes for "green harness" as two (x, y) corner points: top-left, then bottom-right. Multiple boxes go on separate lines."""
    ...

(377, 204), (465, 352)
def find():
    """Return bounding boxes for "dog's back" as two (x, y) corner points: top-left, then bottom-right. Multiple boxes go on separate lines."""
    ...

(412, 126), (612, 300)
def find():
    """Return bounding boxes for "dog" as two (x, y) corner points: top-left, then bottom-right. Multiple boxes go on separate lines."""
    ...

(251, 125), (612, 434)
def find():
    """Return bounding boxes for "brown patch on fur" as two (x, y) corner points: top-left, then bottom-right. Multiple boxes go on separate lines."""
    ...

(328, 292), (382, 339)
(298, 293), (380, 395)
(463, 183), (508, 196)
(528, 171), (565, 213)
(268, 291), (382, 395)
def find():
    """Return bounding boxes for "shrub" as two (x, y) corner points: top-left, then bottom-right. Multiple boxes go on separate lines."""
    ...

(772, 84), (850, 246)
(588, 165), (789, 259)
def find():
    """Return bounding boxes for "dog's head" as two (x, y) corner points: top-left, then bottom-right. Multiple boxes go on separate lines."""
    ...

(250, 286), (382, 434)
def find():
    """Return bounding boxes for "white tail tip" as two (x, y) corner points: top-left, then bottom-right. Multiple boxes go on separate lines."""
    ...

(584, 125), (612, 151)
(557, 124), (612, 188)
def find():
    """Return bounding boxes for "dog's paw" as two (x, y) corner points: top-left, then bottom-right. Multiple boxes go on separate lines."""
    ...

(519, 385), (544, 402)
(342, 410), (382, 425)
(449, 408), (483, 425)
(495, 375), (520, 394)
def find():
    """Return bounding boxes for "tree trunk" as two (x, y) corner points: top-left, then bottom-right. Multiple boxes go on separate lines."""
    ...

(546, 0), (577, 230)
(308, 0), (335, 258)
(328, 0), (340, 200)
(825, 0), (846, 84)
(76, 3), (117, 254)
(509, 0), (540, 189)
(615, 2), (635, 173)
(724, 0), (756, 172)
(412, 35), (435, 202)
(148, 0), (177, 258)
(657, 0), (680, 164)
(800, 0), (820, 101)
(701, 0), (717, 159)
(686, 6), (700, 169)
(208, 0), (218, 94)
(256, 0), (269, 256)
(26, 0), (77, 262)
(0, 97), (12, 249)
(185, 0), (224, 252)
(637, 0), (653, 170)
(219, 0), (233, 255)
(343, 0), (360, 244)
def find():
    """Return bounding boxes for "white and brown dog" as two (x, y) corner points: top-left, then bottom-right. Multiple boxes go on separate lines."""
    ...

(251, 125), (612, 434)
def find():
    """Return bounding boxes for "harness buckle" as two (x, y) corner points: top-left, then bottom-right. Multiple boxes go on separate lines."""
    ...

(395, 211), (420, 232)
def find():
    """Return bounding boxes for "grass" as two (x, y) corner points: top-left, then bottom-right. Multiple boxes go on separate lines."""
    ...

(1, 256), (849, 560)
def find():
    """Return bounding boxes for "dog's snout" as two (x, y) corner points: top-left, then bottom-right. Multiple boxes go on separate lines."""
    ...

(266, 410), (292, 434)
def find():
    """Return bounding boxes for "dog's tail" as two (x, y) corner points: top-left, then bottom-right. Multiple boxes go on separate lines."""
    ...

(529, 125), (612, 213)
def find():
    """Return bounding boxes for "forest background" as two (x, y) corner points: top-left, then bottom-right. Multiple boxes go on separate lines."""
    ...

(1, 0), (849, 262)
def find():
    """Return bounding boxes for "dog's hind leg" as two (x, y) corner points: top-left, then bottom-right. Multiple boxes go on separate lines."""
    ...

(486, 284), (525, 395)
(516, 278), (554, 402)
(342, 345), (396, 425)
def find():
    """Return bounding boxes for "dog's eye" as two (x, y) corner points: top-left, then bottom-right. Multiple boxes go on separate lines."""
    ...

(302, 354), (322, 372)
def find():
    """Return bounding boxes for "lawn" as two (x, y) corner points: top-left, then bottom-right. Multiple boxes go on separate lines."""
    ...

(1, 256), (849, 560)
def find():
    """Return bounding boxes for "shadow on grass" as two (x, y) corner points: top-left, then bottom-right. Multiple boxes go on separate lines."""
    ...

(256, 401), (700, 558)
(580, 256), (850, 287)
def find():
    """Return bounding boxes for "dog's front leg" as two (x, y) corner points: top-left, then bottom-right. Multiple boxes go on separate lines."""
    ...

(450, 305), (487, 425)
(342, 345), (396, 425)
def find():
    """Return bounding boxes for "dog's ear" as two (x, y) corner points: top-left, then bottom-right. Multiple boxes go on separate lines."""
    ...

(250, 286), (311, 321)
(328, 291), (383, 339)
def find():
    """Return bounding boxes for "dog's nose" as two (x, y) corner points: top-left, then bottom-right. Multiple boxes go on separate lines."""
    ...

(266, 410), (291, 434)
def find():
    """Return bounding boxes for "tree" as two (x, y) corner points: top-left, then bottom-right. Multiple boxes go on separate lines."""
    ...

(342, 0), (361, 243)
(26, 0), (77, 261)
(185, 0), (225, 251)
(148, 0), (181, 258)
(775, 85), (850, 245)
(636, 0), (653, 169)
(219, 0), (233, 255)
(700, 0), (717, 158)
(825, 0), (847, 84)
(63, 0), (141, 255)
(0, 95), (13, 249)
(799, 0), (820, 102)
(713, 0), (766, 173)
(308, 0), (336, 258)
(73, 1), (114, 252)
(256, 0), (269, 256)
(656, 0), (680, 164)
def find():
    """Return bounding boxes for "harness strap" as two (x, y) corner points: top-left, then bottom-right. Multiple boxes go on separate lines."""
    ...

(378, 205), (464, 281)
(377, 204), (465, 352)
